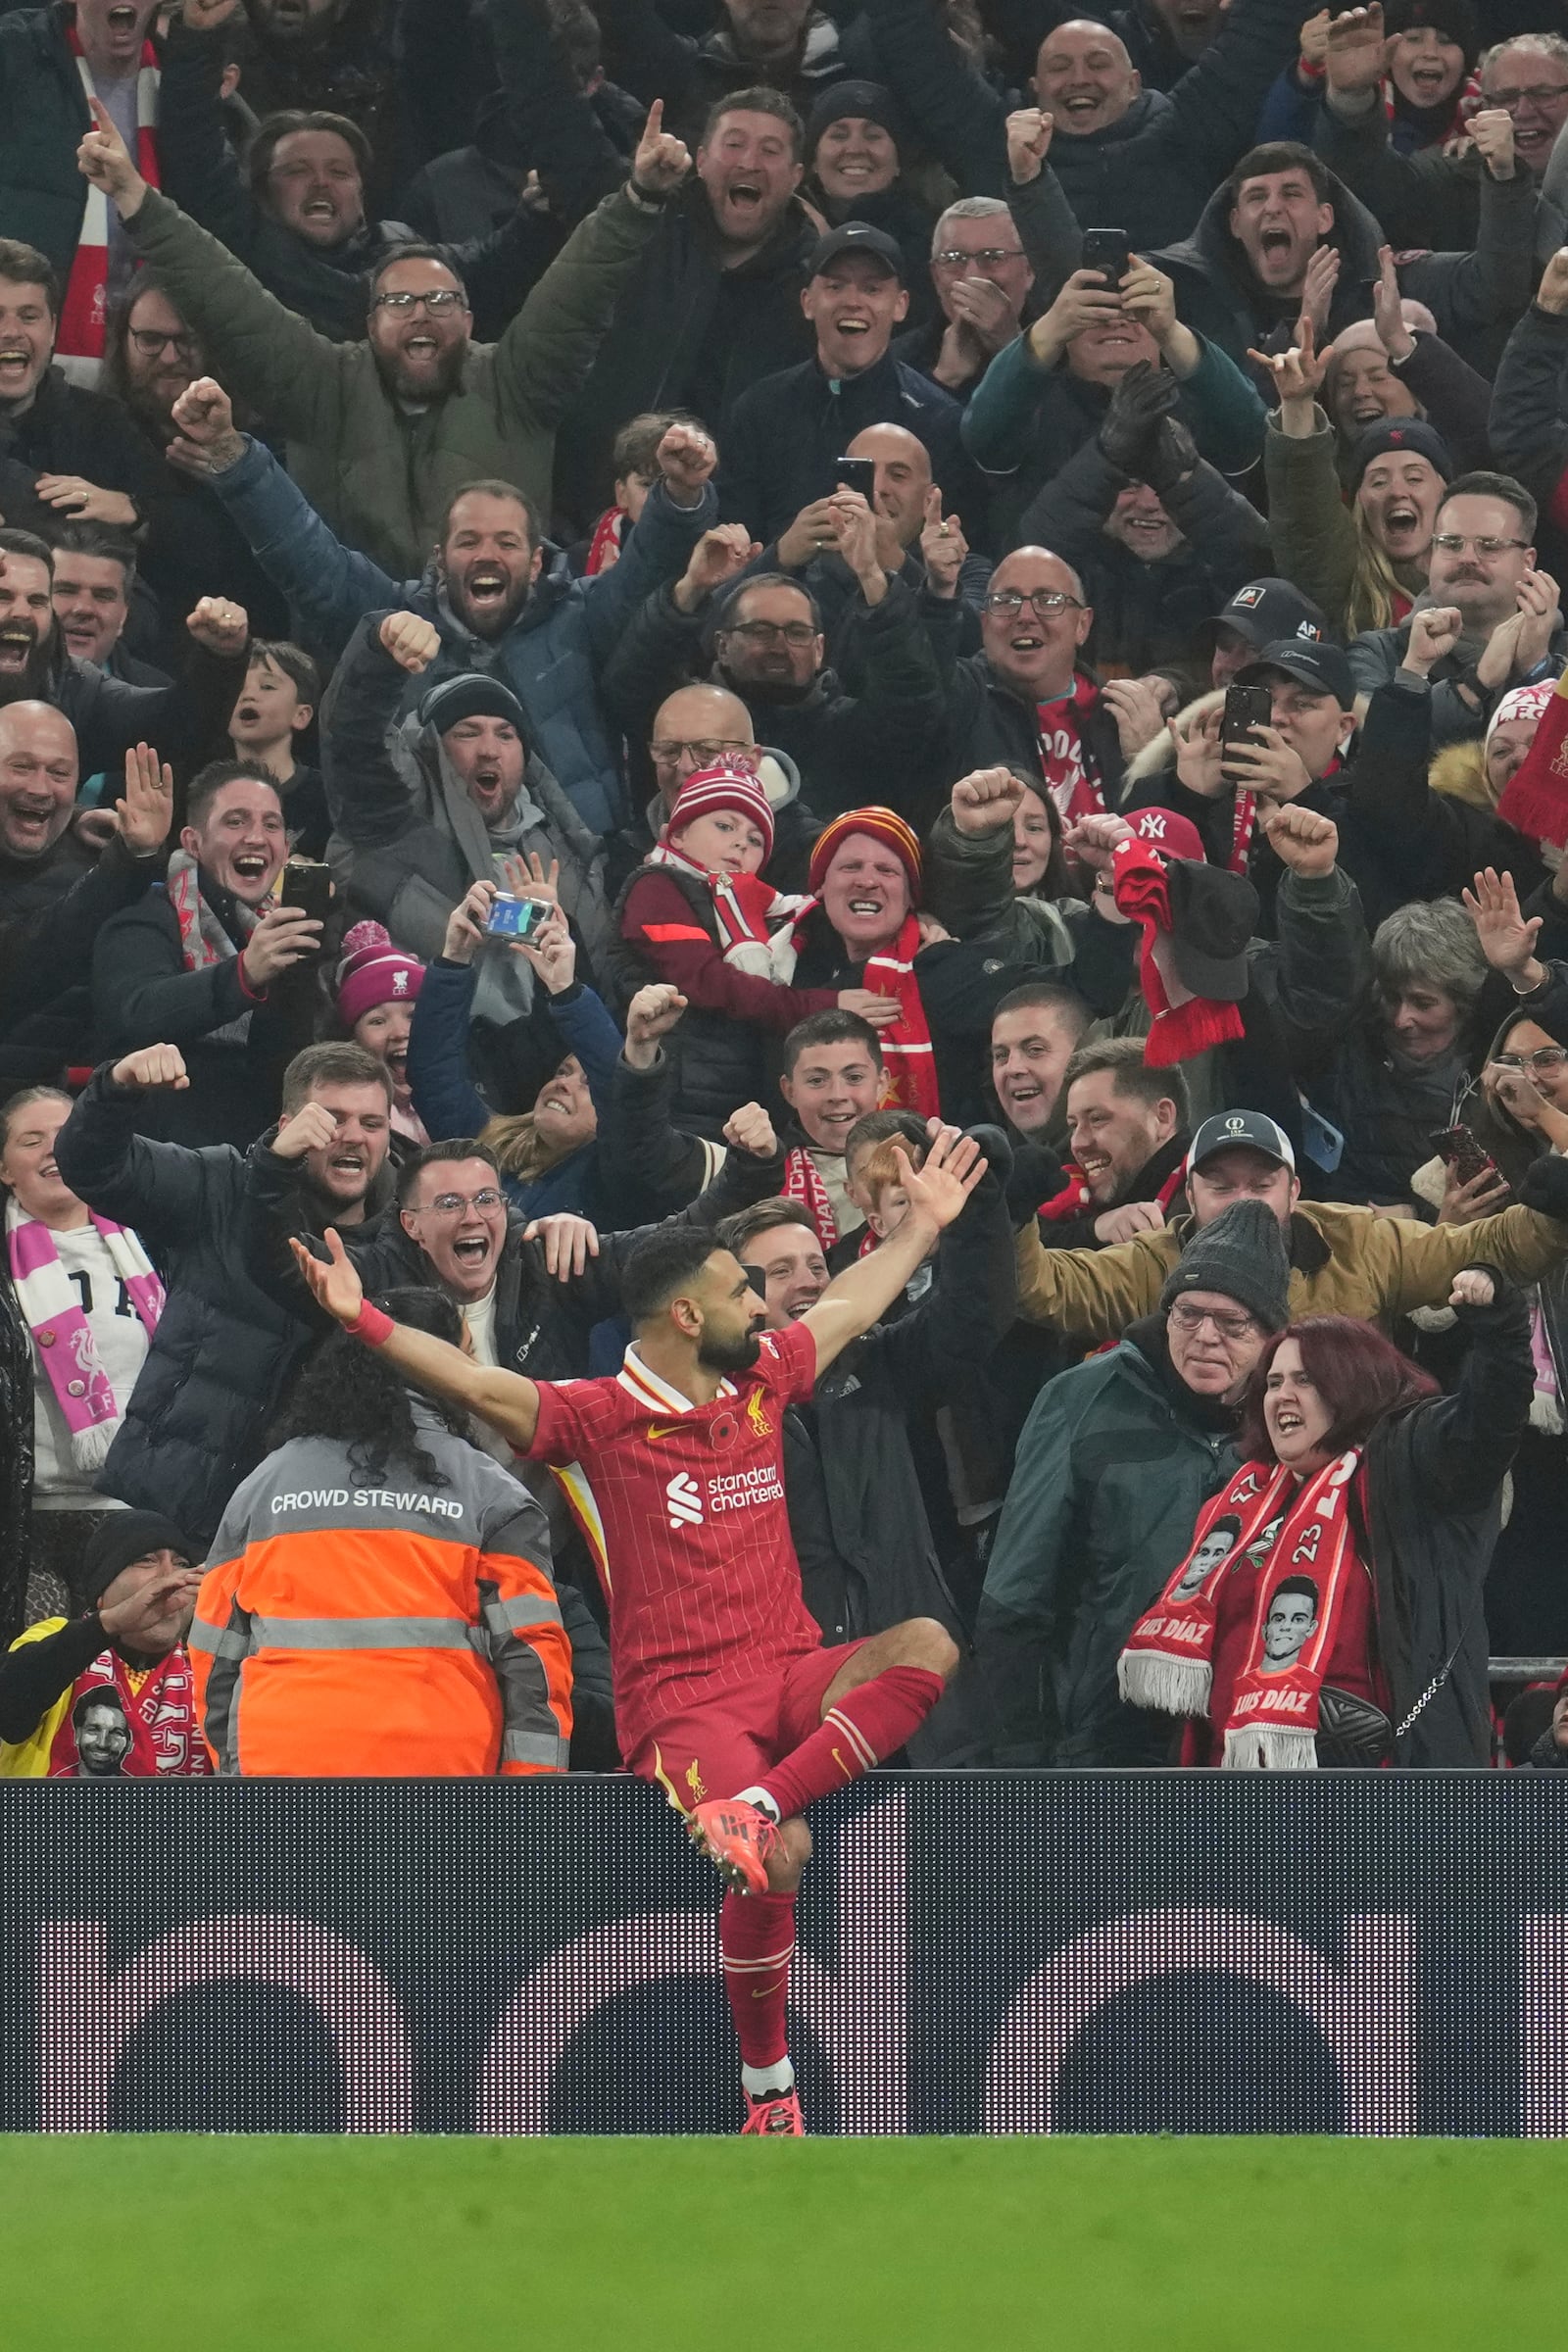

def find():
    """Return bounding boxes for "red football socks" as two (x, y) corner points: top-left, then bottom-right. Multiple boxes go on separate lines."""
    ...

(720, 1887), (796, 2071)
(758, 1665), (945, 1821)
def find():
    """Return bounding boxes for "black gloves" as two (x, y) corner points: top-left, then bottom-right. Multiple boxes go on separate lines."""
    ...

(1142, 412), (1200, 501)
(1097, 360), (1181, 476)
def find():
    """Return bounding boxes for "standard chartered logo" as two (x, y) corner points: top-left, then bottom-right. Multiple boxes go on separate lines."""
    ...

(665, 1472), (704, 1530)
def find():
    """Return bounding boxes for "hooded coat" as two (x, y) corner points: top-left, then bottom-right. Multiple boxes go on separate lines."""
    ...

(1153, 160), (1538, 380)
(319, 612), (612, 1030)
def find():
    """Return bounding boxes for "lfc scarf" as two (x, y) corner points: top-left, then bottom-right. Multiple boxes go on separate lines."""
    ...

(1496, 666), (1568, 851)
(584, 505), (627, 574)
(781, 1145), (842, 1249)
(644, 845), (807, 976)
(164, 849), (259, 1044)
(1118, 1448), (1363, 1769)
(771, 907), (939, 1117)
(1035, 673), (1104, 825)
(1110, 836), (1245, 1068)
(0, 1625), (210, 1780)
(6, 1197), (164, 1470)
(60, 31), (160, 379)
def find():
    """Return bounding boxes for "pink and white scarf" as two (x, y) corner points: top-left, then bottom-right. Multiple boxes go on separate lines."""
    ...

(58, 28), (160, 383)
(7, 1199), (164, 1470)
(165, 847), (259, 1043)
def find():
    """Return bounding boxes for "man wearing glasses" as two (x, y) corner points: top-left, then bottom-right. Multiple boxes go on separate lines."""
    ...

(1348, 471), (1566, 744)
(978, 1194), (1289, 1767)
(938, 544), (1126, 821)
(1318, 19), (1568, 255)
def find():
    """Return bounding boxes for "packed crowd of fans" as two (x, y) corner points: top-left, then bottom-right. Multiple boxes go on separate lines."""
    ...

(8, 0), (1568, 1784)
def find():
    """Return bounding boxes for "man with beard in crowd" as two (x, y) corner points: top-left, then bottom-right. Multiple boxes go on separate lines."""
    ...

(230, 0), (408, 212)
(164, 380), (718, 834)
(76, 91), (696, 577)
(98, 274), (290, 655)
(0, 529), (250, 779)
(602, 514), (949, 819)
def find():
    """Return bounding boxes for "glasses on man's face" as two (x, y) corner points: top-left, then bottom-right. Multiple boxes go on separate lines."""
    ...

(1168, 1300), (1257, 1342)
(932, 246), (1026, 269)
(981, 587), (1085, 617)
(649, 737), (753, 765)
(726, 619), (816, 646)
(1431, 533), (1530, 558)
(371, 288), (466, 315)
(1494, 1047), (1568, 1077)
(1483, 81), (1568, 112)
(412, 1189), (504, 1217)
(128, 326), (198, 359)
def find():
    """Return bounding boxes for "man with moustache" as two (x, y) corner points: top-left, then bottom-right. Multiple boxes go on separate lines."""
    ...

(0, 530), (250, 780)
(75, 91), (695, 577)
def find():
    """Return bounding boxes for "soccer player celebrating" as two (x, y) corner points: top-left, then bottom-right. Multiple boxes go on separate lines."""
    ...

(290, 1128), (984, 2134)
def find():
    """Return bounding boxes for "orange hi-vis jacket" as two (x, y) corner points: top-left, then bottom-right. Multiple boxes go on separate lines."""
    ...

(190, 1409), (572, 1778)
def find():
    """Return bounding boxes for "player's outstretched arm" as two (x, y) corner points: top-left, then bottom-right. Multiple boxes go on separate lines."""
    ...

(288, 1230), (542, 1449)
(799, 1127), (985, 1379)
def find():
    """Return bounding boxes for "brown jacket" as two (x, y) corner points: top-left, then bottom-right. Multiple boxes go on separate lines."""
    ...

(1015, 1196), (1568, 1343)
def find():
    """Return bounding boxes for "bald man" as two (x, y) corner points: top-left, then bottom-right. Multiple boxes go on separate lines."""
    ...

(760, 424), (990, 653)
(865, 0), (1302, 244)
(938, 544), (1126, 816)
(625, 681), (822, 896)
(0, 702), (172, 1074)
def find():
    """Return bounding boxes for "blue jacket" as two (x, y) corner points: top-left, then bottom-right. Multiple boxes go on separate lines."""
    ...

(206, 437), (714, 834)
(406, 956), (623, 1220)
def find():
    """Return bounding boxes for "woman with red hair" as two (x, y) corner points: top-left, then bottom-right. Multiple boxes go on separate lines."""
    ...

(1120, 1267), (1533, 1768)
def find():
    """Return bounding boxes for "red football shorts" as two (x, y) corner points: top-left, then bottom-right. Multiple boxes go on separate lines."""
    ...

(630, 1641), (869, 1816)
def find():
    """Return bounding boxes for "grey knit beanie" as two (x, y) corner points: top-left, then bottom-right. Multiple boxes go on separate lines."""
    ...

(1159, 1198), (1291, 1332)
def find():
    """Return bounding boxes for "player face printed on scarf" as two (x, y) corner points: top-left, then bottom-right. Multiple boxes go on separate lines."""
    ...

(1172, 1516), (1241, 1601)
(818, 834), (911, 957)
(1259, 1576), (1320, 1674)
(73, 1690), (132, 1777)
(1263, 1338), (1335, 1473)
(0, 1090), (78, 1225)
(181, 777), (288, 906)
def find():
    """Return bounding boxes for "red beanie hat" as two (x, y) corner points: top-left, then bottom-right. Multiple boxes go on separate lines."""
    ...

(335, 920), (425, 1030)
(808, 806), (922, 901)
(662, 760), (775, 863)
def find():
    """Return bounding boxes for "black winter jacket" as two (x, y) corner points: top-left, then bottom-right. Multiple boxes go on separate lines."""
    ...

(607, 859), (771, 1142)
(938, 653), (1128, 813)
(599, 574), (952, 823)
(49, 1067), (330, 1544)
(1017, 439), (1271, 674)
(1490, 303), (1568, 573)
(718, 348), (988, 550)
(1155, 163), (1538, 382)
(857, 0), (1302, 243)
(0, 5), (99, 287)
(0, 831), (168, 1094)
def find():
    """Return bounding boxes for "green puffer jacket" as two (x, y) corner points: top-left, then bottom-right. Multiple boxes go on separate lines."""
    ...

(1261, 405), (1426, 638)
(123, 181), (663, 578)
(976, 1318), (1239, 1767)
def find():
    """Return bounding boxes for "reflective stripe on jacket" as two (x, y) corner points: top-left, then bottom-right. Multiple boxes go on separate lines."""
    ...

(191, 1409), (570, 1778)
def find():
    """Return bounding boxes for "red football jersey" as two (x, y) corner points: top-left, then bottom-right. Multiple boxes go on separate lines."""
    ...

(529, 1323), (821, 1755)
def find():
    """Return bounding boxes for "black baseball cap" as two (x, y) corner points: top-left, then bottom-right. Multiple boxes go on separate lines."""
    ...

(807, 222), (906, 282)
(1164, 859), (1257, 1003)
(1237, 636), (1355, 710)
(1212, 578), (1327, 651)
(1187, 1109), (1297, 1177)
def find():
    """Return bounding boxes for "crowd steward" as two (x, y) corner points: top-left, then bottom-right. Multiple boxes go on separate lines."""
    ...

(12, 0), (1568, 1807)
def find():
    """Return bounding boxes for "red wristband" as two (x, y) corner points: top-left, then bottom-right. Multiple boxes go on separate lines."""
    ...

(345, 1302), (393, 1347)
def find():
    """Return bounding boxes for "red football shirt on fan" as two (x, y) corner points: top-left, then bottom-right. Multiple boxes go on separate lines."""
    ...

(529, 1323), (822, 1755)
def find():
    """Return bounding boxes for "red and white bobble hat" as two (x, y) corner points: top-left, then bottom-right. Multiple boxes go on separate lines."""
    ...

(334, 920), (426, 1029)
(662, 760), (777, 863)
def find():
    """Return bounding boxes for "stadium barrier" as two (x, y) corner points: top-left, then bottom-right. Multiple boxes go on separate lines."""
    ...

(4, 1772), (1566, 2135)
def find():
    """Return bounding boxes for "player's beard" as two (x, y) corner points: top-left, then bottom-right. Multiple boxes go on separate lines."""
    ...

(698, 1328), (762, 1373)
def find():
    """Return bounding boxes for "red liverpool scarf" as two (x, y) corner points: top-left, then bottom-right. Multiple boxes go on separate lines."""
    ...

(1496, 667), (1568, 851)
(1035, 673), (1103, 825)
(61, 30), (160, 376)
(584, 506), (627, 575)
(1110, 836), (1245, 1068)
(781, 1144), (842, 1249)
(47, 1641), (210, 1779)
(1118, 1448), (1363, 1768)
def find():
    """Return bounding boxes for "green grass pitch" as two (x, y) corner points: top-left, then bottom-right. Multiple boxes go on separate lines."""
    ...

(3, 2136), (1562, 2349)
